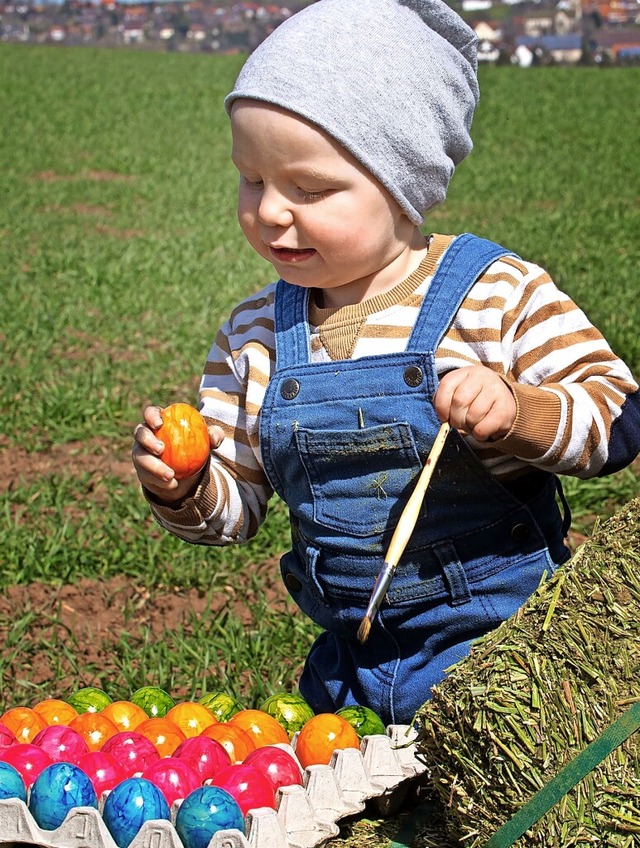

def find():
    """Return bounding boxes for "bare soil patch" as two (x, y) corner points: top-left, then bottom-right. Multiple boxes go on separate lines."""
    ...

(0, 434), (135, 495)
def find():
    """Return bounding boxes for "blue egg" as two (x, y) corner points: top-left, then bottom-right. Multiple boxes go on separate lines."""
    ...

(28, 762), (98, 830)
(0, 761), (27, 802)
(102, 777), (171, 848)
(175, 785), (245, 848)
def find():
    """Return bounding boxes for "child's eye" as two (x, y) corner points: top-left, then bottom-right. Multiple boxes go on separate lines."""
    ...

(298, 187), (328, 201)
(241, 176), (264, 190)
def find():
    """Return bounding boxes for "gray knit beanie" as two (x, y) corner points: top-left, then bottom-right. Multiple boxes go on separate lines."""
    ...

(225, 0), (479, 225)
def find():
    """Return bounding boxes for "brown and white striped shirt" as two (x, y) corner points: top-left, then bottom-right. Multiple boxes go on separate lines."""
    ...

(149, 234), (639, 545)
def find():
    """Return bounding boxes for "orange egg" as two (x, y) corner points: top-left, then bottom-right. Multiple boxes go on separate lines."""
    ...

(69, 711), (119, 752)
(155, 403), (210, 480)
(165, 701), (217, 738)
(0, 707), (47, 743)
(200, 722), (256, 763)
(294, 713), (360, 768)
(101, 700), (148, 732)
(136, 717), (186, 758)
(228, 709), (289, 748)
(33, 698), (79, 727)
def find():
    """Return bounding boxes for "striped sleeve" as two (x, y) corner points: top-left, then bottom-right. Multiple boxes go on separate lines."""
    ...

(471, 257), (640, 478)
(148, 284), (278, 544)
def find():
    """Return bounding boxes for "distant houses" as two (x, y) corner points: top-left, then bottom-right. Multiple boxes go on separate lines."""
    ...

(1, 0), (640, 64)
(465, 0), (640, 65)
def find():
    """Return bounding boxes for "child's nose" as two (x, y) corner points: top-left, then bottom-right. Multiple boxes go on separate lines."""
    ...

(258, 187), (294, 228)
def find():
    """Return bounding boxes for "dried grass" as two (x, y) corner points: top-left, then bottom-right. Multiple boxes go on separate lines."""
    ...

(414, 498), (640, 847)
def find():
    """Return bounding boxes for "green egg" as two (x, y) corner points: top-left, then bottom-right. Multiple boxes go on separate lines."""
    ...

(130, 686), (175, 718)
(66, 687), (113, 715)
(197, 691), (244, 722)
(336, 705), (386, 738)
(259, 692), (315, 739)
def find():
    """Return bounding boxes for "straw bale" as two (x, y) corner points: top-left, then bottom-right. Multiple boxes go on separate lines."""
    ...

(414, 498), (640, 847)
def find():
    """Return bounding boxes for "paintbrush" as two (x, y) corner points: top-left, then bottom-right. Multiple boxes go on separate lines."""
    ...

(356, 421), (451, 644)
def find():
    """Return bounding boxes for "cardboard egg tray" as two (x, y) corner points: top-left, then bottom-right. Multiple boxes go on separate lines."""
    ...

(0, 724), (427, 848)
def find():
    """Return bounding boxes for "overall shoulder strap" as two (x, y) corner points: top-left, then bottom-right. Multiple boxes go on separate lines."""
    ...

(408, 233), (516, 351)
(273, 278), (312, 368)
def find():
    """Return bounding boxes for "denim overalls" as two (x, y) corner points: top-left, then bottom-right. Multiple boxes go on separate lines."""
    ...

(260, 234), (570, 725)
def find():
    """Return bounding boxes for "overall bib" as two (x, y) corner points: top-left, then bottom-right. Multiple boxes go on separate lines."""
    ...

(260, 234), (571, 725)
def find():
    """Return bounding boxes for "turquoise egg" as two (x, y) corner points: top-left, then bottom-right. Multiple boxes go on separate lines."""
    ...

(175, 785), (245, 848)
(28, 762), (98, 829)
(102, 777), (170, 848)
(0, 761), (27, 802)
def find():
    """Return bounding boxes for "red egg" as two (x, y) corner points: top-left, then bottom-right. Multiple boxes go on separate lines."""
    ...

(78, 750), (128, 798)
(243, 746), (303, 792)
(141, 756), (201, 807)
(173, 735), (231, 782)
(101, 731), (160, 778)
(0, 743), (53, 787)
(32, 724), (90, 765)
(209, 763), (276, 816)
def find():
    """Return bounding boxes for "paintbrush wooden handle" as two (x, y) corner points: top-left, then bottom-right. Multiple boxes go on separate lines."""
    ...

(384, 422), (450, 567)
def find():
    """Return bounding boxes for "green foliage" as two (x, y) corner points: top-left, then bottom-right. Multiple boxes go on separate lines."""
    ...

(0, 47), (637, 710)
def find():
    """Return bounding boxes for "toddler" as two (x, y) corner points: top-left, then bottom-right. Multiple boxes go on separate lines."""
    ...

(132, 0), (640, 725)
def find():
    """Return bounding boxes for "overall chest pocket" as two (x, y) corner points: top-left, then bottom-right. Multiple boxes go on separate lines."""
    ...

(294, 422), (423, 537)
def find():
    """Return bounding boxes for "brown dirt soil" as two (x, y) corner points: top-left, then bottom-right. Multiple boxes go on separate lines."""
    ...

(0, 438), (290, 695)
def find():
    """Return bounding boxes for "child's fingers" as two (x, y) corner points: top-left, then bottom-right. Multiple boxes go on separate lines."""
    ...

(435, 367), (515, 440)
(133, 407), (165, 455)
(142, 405), (164, 431)
(434, 368), (477, 427)
(131, 442), (176, 483)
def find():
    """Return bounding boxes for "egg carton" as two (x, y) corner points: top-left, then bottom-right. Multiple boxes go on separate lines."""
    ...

(0, 724), (427, 848)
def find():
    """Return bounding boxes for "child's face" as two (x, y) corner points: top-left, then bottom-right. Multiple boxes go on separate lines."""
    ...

(230, 101), (424, 308)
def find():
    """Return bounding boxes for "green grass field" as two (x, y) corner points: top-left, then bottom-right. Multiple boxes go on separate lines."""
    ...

(0, 44), (638, 711)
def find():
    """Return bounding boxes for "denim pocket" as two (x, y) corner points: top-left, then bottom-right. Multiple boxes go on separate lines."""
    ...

(294, 422), (422, 537)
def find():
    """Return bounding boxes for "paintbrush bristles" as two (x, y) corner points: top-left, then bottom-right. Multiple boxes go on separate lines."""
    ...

(357, 616), (372, 644)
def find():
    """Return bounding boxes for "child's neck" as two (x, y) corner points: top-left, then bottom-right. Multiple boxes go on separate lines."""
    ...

(316, 238), (430, 310)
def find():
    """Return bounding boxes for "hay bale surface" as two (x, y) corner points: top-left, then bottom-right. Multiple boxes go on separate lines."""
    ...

(414, 498), (640, 847)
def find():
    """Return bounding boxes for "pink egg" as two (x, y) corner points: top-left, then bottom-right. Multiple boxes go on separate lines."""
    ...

(33, 724), (90, 764)
(141, 756), (201, 807)
(101, 731), (160, 777)
(209, 763), (276, 816)
(0, 743), (53, 787)
(173, 735), (231, 782)
(78, 750), (128, 797)
(243, 746), (303, 792)
(0, 724), (16, 754)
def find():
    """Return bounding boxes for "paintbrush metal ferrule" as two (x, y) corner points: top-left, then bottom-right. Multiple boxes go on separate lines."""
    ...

(362, 560), (396, 622)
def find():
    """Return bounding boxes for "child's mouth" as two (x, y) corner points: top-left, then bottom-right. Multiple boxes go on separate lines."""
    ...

(269, 246), (317, 264)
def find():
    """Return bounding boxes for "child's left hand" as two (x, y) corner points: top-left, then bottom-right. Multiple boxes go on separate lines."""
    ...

(434, 365), (516, 442)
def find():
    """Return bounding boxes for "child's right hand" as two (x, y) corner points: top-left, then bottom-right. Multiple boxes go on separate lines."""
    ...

(131, 405), (224, 504)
